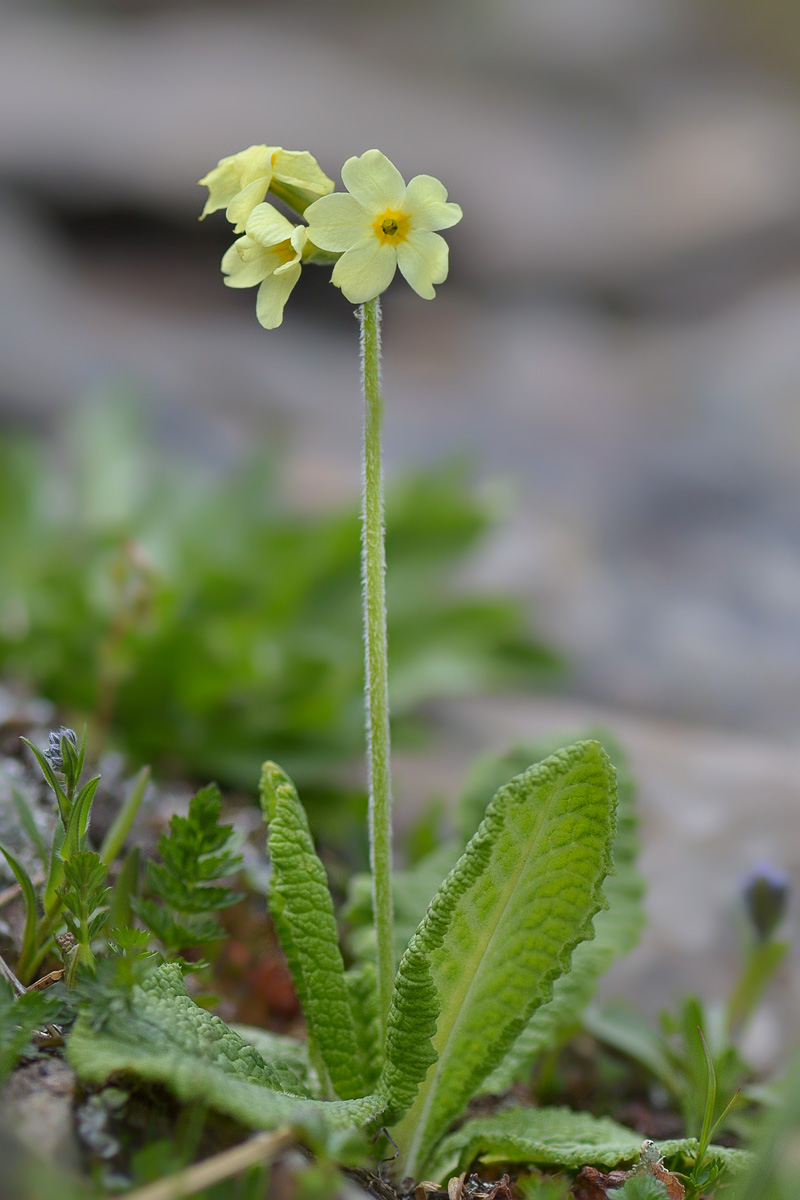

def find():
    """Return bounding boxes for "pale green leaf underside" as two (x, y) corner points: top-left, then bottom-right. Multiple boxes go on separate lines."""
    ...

(428, 1106), (752, 1181)
(260, 761), (365, 1100)
(346, 840), (462, 964)
(68, 964), (384, 1131)
(392, 741), (618, 1178)
(485, 734), (644, 1089)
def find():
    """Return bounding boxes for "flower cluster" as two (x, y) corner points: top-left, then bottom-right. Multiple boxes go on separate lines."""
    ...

(200, 145), (462, 328)
(44, 726), (78, 774)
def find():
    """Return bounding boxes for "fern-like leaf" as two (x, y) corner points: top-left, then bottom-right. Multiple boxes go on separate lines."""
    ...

(389, 741), (618, 1179)
(133, 783), (243, 959)
(260, 761), (366, 1101)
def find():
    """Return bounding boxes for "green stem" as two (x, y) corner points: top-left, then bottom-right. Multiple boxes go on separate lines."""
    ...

(360, 297), (394, 1039)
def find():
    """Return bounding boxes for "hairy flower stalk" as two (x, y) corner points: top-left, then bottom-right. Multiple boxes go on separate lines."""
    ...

(199, 140), (462, 1045)
(360, 296), (394, 1038)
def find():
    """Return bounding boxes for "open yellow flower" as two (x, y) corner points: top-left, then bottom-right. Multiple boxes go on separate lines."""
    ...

(200, 146), (334, 232)
(304, 150), (462, 304)
(221, 203), (307, 329)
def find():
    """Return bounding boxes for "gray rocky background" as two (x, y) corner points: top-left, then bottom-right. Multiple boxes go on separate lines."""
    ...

(1, 0), (800, 1053)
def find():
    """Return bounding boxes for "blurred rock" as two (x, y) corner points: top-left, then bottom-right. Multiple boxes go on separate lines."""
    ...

(3, 10), (800, 284)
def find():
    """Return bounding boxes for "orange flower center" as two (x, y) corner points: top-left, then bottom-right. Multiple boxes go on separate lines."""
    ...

(373, 208), (411, 245)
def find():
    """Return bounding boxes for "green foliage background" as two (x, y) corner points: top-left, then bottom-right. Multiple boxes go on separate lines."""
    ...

(0, 397), (558, 800)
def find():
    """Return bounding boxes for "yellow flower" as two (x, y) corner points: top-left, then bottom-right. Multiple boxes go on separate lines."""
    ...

(199, 145), (334, 232)
(304, 150), (462, 304)
(221, 203), (307, 329)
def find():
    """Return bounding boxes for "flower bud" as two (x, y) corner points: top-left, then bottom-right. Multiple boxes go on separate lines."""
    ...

(742, 861), (790, 942)
(44, 726), (78, 773)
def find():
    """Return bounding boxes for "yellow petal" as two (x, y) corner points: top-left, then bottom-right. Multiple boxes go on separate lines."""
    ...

(199, 145), (277, 221)
(305, 193), (372, 252)
(221, 237), (273, 288)
(227, 177), (273, 233)
(290, 225), (308, 257)
(331, 236), (397, 304)
(404, 174), (463, 232)
(234, 145), (280, 186)
(255, 264), (302, 329)
(396, 231), (449, 299)
(341, 150), (406, 214)
(199, 159), (243, 218)
(273, 149), (335, 198)
(246, 203), (298, 248)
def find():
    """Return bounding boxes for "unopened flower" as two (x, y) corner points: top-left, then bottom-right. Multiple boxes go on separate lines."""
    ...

(304, 149), (462, 304)
(199, 145), (334, 232)
(45, 726), (78, 773)
(742, 862), (790, 942)
(222, 203), (307, 329)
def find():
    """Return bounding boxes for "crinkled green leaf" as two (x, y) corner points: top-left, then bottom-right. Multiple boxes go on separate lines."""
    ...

(483, 733), (644, 1089)
(355, 732), (642, 1099)
(607, 1179), (668, 1200)
(390, 741), (618, 1179)
(345, 961), (382, 1091)
(231, 1024), (318, 1095)
(68, 963), (385, 1131)
(260, 761), (365, 1101)
(428, 1106), (752, 1182)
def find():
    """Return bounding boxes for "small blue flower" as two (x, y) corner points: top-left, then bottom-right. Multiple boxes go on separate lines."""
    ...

(742, 861), (790, 942)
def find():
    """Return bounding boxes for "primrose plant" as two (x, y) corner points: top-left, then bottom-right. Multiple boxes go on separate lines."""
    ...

(50, 143), (744, 1188)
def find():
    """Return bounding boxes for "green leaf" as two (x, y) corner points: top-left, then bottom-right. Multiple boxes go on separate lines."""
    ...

(145, 864), (239, 914)
(136, 783), (243, 957)
(61, 775), (101, 860)
(67, 964), (385, 1132)
(345, 840), (462, 964)
(0, 842), (38, 975)
(60, 729), (82, 793)
(0, 982), (59, 1087)
(20, 736), (69, 820)
(10, 787), (47, 868)
(427, 1106), (751, 1182)
(43, 817), (66, 914)
(99, 765), (150, 866)
(731, 1045), (800, 1199)
(583, 1003), (684, 1099)
(230, 1024), (318, 1095)
(390, 741), (618, 1179)
(131, 896), (225, 950)
(60, 851), (111, 949)
(345, 961), (382, 1092)
(107, 846), (140, 930)
(260, 761), (365, 1101)
(484, 733), (644, 1089)
(608, 1179), (668, 1200)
